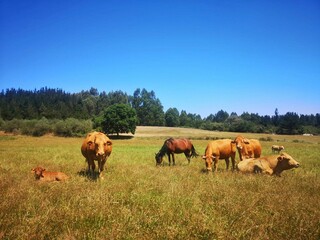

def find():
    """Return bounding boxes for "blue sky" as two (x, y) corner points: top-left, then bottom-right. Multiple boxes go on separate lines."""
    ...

(1, 0), (319, 117)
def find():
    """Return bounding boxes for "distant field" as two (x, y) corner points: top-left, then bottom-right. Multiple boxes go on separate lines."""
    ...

(0, 127), (319, 239)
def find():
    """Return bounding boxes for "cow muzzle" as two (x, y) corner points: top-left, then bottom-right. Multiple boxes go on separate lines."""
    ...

(96, 152), (105, 157)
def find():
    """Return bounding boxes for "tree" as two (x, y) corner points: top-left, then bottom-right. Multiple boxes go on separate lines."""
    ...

(130, 88), (165, 126)
(179, 110), (189, 126)
(165, 108), (180, 127)
(277, 112), (302, 135)
(102, 104), (137, 135)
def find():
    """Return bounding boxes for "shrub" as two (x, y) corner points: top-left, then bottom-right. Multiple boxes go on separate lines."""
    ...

(54, 118), (92, 137)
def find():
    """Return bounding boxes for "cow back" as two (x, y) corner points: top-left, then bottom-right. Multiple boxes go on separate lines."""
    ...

(207, 139), (236, 159)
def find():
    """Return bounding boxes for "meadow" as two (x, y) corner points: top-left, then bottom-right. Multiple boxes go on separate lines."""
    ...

(0, 126), (319, 240)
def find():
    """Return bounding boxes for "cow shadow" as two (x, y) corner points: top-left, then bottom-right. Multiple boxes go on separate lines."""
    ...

(77, 168), (100, 181)
(108, 135), (134, 140)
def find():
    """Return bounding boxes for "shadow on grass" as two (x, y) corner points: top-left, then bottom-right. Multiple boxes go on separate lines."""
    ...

(108, 135), (134, 140)
(77, 169), (100, 181)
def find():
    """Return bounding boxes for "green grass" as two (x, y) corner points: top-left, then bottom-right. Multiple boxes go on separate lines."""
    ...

(0, 127), (320, 239)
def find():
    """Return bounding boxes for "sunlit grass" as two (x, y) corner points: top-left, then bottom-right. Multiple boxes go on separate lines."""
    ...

(0, 127), (319, 239)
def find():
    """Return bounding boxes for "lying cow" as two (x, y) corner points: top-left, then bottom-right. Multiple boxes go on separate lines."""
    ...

(81, 131), (112, 178)
(233, 135), (262, 161)
(237, 152), (300, 176)
(202, 139), (237, 172)
(31, 166), (69, 181)
(271, 145), (285, 153)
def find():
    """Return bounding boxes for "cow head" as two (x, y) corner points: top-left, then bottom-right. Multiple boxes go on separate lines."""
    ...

(274, 153), (300, 176)
(233, 136), (250, 160)
(87, 133), (112, 158)
(202, 155), (214, 172)
(31, 167), (46, 179)
(233, 136), (250, 150)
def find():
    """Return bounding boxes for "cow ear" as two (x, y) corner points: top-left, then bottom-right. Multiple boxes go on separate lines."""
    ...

(243, 138), (250, 144)
(202, 155), (206, 160)
(277, 155), (284, 161)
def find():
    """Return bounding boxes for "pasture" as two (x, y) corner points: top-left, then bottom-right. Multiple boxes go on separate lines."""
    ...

(0, 126), (319, 239)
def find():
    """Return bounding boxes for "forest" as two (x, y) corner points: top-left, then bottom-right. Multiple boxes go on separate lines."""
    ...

(0, 87), (319, 136)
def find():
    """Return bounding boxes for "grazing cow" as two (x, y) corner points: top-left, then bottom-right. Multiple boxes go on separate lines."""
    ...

(202, 139), (237, 172)
(271, 145), (285, 153)
(31, 166), (69, 182)
(233, 135), (262, 161)
(237, 152), (300, 176)
(81, 131), (112, 178)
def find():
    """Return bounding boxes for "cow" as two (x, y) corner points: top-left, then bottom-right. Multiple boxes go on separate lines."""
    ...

(81, 131), (112, 179)
(271, 145), (285, 153)
(236, 152), (300, 176)
(202, 139), (237, 172)
(31, 166), (69, 182)
(233, 135), (262, 161)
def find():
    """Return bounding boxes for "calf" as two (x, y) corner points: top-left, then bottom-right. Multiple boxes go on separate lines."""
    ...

(271, 145), (285, 153)
(237, 152), (300, 176)
(31, 166), (69, 182)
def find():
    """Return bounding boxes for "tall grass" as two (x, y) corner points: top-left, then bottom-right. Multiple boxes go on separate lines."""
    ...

(0, 128), (319, 239)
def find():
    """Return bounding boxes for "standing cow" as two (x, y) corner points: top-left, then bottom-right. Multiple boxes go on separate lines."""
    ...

(237, 152), (300, 176)
(233, 135), (262, 161)
(81, 131), (112, 178)
(202, 139), (237, 172)
(271, 145), (285, 153)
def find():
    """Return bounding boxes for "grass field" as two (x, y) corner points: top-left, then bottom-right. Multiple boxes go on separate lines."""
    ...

(0, 126), (320, 239)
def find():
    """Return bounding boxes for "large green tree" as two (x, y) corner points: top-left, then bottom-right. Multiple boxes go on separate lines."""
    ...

(130, 88), (165, 126)
(102, 104), (137, 135)
(165, 108), (180, 127)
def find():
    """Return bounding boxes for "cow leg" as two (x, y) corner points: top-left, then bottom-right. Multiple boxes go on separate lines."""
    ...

(225, 158), (230, 170)
(168, 154), (171, 166)
(87, 159), (95, 175)
(97, 159), (106, 179)
(231, 156), (236, 171)
(213, 157), (219, 172)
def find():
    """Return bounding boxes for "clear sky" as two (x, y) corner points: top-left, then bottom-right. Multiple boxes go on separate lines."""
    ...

(1, 0), (319, 117)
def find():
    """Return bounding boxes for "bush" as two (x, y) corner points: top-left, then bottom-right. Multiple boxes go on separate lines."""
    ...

(54, 118), (92, 137)
(32, 117), (52, 136)
(1, 119), (23, 134)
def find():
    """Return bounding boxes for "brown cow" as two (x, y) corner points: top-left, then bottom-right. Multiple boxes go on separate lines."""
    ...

(271, 145), (285, 153)
(81, 131), (112, 178)
(202, 139), (237, 172)
(233, 135), (262, 161)
(31, 166), (69, 182)
(237, 152), (300, 176)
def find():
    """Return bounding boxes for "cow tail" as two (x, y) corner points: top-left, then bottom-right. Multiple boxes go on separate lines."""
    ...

(191, 145), (199, 158)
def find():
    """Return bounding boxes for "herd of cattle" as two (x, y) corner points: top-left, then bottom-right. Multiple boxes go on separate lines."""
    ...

(31, 131), (299, 182)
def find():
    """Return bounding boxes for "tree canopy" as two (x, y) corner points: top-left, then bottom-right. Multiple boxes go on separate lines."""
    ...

(102, 104), (137, 135)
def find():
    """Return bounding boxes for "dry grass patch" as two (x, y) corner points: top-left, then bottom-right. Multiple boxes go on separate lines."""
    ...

(0, 129), (319, 239)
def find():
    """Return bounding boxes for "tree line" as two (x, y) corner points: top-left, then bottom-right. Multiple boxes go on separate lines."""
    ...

(0, 87), (319, 136)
